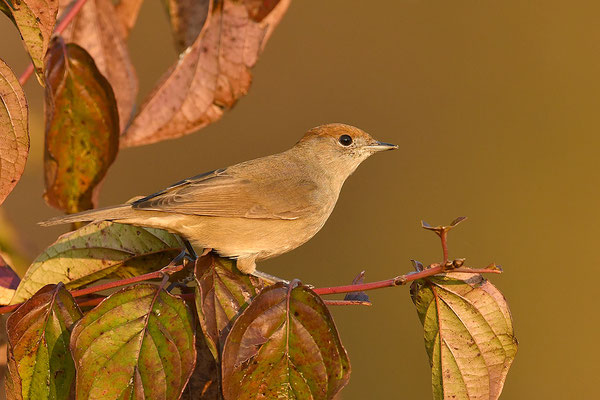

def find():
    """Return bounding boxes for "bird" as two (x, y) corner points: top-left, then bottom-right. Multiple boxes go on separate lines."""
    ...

(41, 123), (397, 275)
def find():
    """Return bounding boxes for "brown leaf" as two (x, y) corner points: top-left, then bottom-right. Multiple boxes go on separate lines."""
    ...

(120, 0), (291, 147)
(162, 0), (211, 53)
(4, 0), (59, 84)
(43, 38), (119, 214)
(60, 0), (138, 132)
(0, 59), (28, 206)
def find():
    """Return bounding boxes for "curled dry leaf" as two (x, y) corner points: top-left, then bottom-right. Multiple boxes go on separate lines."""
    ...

(70, 284), (196, 399)
(0, 58), (28, 206)
(121, 0), (292, 147)
(60, 0), (138, 132)
(43, 39), (120, 214)
(222, 282), (351, 400)
(162, 0), (211, 53)
(3, 0), (59, 84)
(194, 252), (267, 360)
(11, 221), (183, 304)
(411, 273), (518, 400)
(5, 283), (82, 400)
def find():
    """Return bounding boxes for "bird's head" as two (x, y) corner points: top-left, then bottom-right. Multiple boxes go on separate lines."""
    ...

(295, 123), (397, 183)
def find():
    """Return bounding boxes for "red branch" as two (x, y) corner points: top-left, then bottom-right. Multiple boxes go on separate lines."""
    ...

(18, 0), (89, 85)
(313, 264), (501, 296)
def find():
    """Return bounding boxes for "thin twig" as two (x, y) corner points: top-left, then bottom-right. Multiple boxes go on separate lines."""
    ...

(313, 264), (500, 296)
(323, 300), (371, 306)
(18, 0), (89, 85)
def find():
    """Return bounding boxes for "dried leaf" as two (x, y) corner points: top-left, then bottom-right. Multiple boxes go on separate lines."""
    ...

(11, 221), (183, 304)
(114, 0), (144, 36)
(411, 273), (518, 400)
(43, 39), (120, 213)
(194, 252), (266, 360)
(222, 282), (351, 400)
(70, 283), (196, 399)
(0, 58), (28, 206)
(121, 0), (291, 147)
(162, 0), (210, 53)
(5, 0), (59, 84)
(5, 283), (82, 400)
(61, 0), (138, 132)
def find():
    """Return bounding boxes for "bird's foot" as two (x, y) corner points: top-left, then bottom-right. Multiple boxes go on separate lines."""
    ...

(251, 270), (289, 285)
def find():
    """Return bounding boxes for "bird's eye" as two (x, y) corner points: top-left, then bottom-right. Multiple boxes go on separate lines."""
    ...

(339, 134), (353, 146)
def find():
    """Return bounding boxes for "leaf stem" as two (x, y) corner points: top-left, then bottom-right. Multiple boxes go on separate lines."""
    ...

(18, 0), (89, 85)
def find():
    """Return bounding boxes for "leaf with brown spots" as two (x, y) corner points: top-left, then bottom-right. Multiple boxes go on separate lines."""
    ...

(4, 0), (59, 84)
(222, 282), (351, 400)
(70, 283), (196, 399)
(43, 39), (119, 214)
(11, 221), (183, 303)
(411, 273), (518, 400)
(5, 283), (82, 400)
(0, 58), (28, 207)
(120, 0), (291, 147)
(60, 0), (138, 132)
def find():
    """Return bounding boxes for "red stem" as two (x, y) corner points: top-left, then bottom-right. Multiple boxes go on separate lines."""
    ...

(440, 231), (449, 263)
(313, 265), (500, 296)
(17, 0), (89, 85)
(70, 263), (184, 298)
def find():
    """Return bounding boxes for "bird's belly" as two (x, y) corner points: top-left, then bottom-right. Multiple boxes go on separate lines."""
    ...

(178, 215), (325, 261)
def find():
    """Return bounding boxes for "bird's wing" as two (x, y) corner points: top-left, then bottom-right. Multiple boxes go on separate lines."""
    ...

(131, 168), (321, 220)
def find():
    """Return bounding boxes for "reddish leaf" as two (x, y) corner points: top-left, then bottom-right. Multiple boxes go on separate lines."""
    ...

(5, 283), (82, 400)
(194, 253), (266, 360)
(70, 284), (196, 399)
(222, 282), (351, 400)
(0, 58), (28, 206)
(61, 0), (138, 132)
(120, 0), (291, 147)
(43, 38), (119, 214)
(0, 254), (20, 290)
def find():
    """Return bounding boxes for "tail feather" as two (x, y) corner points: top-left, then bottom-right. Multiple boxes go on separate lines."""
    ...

(39, 204), (135, 226)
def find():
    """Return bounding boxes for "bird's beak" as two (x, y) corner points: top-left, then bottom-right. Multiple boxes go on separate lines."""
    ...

(364, 141), (399, 152)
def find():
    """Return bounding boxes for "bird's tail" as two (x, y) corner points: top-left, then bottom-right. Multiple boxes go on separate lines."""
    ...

(39, 204), (135, 227)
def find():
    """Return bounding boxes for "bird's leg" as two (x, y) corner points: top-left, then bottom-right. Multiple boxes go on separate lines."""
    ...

(251, 270), (289, 285)
(183, 239), (198, 261)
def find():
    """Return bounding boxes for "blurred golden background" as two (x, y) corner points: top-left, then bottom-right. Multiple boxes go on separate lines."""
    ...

(1, 0), (597, 398)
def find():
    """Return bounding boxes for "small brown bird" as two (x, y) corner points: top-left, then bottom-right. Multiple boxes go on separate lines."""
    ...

(41, 124), (397, 274)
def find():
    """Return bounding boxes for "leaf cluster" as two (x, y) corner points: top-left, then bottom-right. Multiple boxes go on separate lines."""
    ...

(0, 1), (518, 399)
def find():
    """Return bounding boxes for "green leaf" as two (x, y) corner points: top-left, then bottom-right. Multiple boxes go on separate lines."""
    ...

(11, 221), (183, 304)
(5, 0), (58, 84)
(411, 273), (518, 400)
(43, 38), (119, 214)
(5, 283), (82, 400)
(195, 252), (267, 360)
(0, 58), (29, 206)
(222, 282), (351, 400)
(70, 283), (196, 399)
